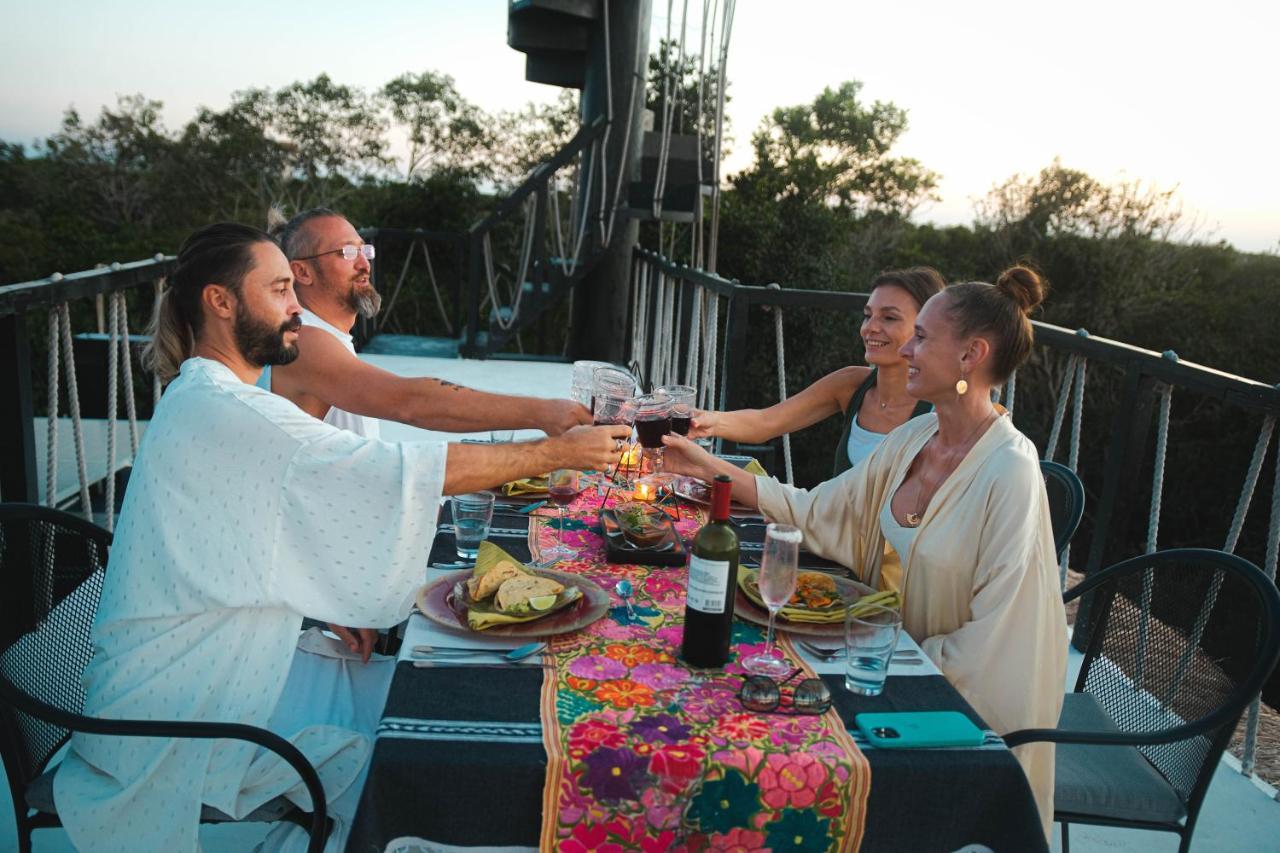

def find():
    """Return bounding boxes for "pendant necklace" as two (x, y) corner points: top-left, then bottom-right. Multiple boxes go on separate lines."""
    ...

(904, 411), (997, 527)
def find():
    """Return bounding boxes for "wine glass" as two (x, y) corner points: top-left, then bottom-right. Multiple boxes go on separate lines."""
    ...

(743, 523), (802, 677)
(657, 385), (696, 436)
(634, 393), (672, 474)
(543, 469), (581, 561)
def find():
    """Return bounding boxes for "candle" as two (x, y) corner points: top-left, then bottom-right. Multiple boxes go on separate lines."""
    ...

(634, 480), (655, 502)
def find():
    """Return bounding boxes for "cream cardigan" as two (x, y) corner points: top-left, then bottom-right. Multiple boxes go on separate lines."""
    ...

(757, 413), (1067, 838)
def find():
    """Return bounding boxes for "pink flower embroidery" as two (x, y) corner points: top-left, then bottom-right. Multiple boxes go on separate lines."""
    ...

(707, 827), (769, 852)
(756, 751), (828, 810)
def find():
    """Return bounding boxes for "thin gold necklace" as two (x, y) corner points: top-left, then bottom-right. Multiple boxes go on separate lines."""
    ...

(904, 411), (997, 527)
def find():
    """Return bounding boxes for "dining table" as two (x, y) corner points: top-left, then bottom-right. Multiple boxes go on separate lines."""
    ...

(346, 482), (1047, 852)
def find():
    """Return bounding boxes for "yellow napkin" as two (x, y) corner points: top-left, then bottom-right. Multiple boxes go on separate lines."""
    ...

(464, 541), (578, 631)
(744, 458), (767, 476)
(500, 476), (549, 497)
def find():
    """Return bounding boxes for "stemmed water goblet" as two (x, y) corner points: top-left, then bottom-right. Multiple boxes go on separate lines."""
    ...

(743, 523), (802, 677)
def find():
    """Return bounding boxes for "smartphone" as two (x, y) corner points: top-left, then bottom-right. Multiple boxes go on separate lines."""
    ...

(854, 711), (985, 749)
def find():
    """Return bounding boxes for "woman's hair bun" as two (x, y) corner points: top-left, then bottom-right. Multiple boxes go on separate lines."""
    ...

(995, 265), (1046, 314)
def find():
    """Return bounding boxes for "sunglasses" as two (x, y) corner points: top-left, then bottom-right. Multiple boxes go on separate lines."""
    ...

(739, 670), (833, 715)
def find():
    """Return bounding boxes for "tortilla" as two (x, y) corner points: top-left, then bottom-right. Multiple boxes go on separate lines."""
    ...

(495, 575), (565, 612)
(466, 559), (524, 601)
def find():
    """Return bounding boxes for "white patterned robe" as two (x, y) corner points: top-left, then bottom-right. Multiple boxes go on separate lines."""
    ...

(53, 357), (445, 851)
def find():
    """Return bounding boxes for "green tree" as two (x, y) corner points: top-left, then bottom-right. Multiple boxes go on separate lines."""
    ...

(382, 71), (492, 181)
(736, 80), (938, 216)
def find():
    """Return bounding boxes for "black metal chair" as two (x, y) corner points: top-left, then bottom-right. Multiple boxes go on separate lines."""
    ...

(1041, 460), (1085, 561)
(1005, 548), (1280, 853)
(0, 503), (329, 852)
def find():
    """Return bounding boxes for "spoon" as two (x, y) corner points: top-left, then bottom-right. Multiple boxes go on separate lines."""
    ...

(615, 580), (638, 621)
(413, 641), (547, 662)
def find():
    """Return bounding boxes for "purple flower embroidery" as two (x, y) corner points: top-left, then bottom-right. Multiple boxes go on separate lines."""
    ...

(568, 655), (628, 681)
(629, 713), (692, 744)
(629, 663), (689, 691)
(582, 747), (648, 802)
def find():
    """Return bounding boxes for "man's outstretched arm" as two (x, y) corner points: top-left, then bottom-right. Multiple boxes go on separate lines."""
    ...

(273, 327), (590, 434)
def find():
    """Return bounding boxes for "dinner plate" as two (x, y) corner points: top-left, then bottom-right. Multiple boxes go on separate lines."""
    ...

(417, 568), (610, 637)
(672, 476), (711, 505)
(733, 571), (874, 638)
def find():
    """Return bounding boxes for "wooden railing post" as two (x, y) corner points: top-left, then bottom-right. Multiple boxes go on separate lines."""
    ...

(0, 312), (37, 503)
(718, 292), (751, 455)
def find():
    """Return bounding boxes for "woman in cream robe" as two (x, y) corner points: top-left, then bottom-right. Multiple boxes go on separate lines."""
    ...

(664, 268), (1067, 839)
(755, 411), (1066, 836)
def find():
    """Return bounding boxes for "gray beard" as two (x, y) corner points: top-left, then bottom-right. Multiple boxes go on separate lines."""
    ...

(350, 285), (382, 319)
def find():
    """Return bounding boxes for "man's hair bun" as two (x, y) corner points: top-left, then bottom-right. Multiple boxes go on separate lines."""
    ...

(995, 265), (1047, 314)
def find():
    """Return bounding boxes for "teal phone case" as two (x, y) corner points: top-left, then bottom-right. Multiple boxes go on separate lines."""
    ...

(854, 711), (985, 748)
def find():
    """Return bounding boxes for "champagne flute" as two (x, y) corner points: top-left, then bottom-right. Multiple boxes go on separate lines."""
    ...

(543, 469), (581, 561)
(743, 523), (802, 677)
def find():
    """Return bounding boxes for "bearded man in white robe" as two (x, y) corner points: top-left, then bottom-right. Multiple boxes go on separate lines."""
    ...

(52, 223), (628, 852)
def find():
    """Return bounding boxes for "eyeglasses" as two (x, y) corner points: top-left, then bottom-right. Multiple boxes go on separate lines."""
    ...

(295, 244), (375, 263)
(739, 672), (833, 715)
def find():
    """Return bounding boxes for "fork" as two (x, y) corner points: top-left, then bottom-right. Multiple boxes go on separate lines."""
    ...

(798, 640), (921, 661)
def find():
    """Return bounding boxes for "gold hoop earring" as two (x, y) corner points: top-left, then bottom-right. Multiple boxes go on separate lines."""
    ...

(955, 379), (969, 396)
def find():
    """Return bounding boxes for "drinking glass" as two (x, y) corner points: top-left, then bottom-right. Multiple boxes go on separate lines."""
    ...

(634, 393), (672, 473)
(543, 469), (581, 561)
(571, 360), (614, 407)
(490, 429), (514, 443)
(844, 603), (903, 696)
(657, 385), (696, 437)
(592, 367), (636, 418)
(743, 524), (801, 677)
(452, 493), (495, 559)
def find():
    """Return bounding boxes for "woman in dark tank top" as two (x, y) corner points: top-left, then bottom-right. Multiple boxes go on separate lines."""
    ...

(690, 268), (945, 477)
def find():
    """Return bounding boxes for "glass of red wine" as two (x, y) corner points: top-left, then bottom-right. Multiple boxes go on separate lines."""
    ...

(593, 392), (639, 484)
(657, 385), (696, 436)
(634, 393), (673, 474)
(544, 469), (582, 561)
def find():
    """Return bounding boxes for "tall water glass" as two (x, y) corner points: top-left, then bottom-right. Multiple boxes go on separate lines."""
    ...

(844, 603), (903, 696)
(592, 367), (636, 417)
(452, 492), (495, 559)
(571, 360), (614, 406)
(657, 385), (697, 436)
(743, 524), (801, 677)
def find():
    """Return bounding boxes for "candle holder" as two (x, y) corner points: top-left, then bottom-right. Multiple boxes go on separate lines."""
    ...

(632, 476), (659, 502)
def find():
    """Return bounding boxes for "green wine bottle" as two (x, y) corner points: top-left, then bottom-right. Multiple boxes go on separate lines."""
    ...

(680, 474), (739, 668)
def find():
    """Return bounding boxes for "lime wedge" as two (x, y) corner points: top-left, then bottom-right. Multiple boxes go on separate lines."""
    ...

(528, 594), (558, 611)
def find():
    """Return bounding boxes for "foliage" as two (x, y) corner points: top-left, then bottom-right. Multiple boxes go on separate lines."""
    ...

(734, 81), (939, 217)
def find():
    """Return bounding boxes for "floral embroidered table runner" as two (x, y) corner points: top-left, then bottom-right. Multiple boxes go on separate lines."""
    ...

(531, 493), (871, 852)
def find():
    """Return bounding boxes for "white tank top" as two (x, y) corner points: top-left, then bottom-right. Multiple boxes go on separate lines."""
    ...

(879, 498), (919, 565)
(846, 413), (887, 470)
(261, 308), (379, 439)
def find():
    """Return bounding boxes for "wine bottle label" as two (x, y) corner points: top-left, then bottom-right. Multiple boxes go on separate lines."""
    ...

(686, 554), (731, 613)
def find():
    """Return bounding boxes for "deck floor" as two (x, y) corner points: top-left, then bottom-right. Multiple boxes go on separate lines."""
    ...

(5, 353), (1276, 850)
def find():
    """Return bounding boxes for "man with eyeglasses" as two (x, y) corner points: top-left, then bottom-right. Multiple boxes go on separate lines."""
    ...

(264, 207), (591, 441)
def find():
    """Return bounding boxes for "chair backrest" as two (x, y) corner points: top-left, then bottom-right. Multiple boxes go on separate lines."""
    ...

(1073, 548), (1280, 807)
(1041, 460), (1085, 560)
(0, 503), (111, 790)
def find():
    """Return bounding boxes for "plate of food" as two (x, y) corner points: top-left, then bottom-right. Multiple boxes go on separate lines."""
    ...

(672, 476), (711, 505)
(734, 569), (879, 638)
(417, 543), (609, 635)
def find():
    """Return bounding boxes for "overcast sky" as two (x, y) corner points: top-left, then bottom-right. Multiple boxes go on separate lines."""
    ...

(2, 0), (1275, 251)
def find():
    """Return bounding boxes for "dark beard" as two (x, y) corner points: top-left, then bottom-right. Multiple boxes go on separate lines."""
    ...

(236, 303), (301, 367)
(347, 281), (382, 319)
